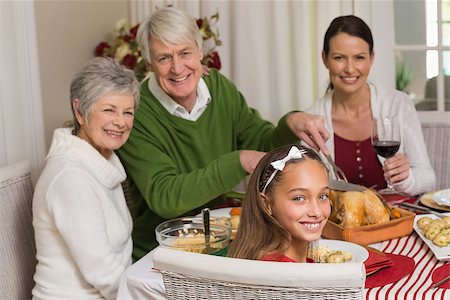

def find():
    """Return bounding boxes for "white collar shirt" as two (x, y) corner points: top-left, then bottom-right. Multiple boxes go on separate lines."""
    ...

(148, 73), (211, 121)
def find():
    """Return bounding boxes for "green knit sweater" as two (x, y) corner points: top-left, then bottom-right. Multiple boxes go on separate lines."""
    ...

(117, 69), (297, 259)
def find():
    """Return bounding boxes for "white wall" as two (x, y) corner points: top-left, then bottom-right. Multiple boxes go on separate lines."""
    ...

(35, 0), (129, 150)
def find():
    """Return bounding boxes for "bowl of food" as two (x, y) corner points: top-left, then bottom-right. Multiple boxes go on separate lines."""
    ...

(155, 217), (231, 255)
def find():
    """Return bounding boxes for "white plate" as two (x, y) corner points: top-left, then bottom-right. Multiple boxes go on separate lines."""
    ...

(413, 212), (450, 261)
(193, 208), (234, 225)
(317, 239), (369, 263)
(195, 207), (232, 219)
(432, 189), (450, 207)
(210, 207), (233, 217)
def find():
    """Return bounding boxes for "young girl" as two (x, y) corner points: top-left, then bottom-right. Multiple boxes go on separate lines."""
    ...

(228, 144), (330, 262)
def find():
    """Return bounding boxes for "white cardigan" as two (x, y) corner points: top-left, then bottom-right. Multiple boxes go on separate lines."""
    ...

(306, 82), (436, 196)
(32, 128), (132, 300)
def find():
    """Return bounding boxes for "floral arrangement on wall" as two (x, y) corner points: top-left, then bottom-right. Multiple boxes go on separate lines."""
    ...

(196, 12), (222, 70)
(94, 11), (222, 81)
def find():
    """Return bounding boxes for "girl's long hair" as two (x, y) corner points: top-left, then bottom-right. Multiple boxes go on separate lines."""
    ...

(228, 144), (326, 260)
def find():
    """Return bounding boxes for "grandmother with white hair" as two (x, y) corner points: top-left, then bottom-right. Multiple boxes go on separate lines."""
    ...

(32, 57), (140, 300)
(117, 6), (310, 260)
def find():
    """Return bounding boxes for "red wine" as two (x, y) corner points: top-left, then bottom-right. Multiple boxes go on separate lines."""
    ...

(373, 141), (400, 158)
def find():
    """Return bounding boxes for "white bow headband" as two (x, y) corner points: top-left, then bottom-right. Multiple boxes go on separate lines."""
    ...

(261, 146), (307, 193)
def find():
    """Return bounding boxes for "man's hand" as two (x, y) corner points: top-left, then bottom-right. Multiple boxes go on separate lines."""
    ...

(239, 150), (267, 174)
(286, 112), (331, 155)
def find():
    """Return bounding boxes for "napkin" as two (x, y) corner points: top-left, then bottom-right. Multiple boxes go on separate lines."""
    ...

(364, 248), (393, 274)
(431, 264), (450, 289)
(383, 194), (417, 204)
(365, 253), (415, 288)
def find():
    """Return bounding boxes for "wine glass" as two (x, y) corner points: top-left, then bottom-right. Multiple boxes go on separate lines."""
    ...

(371, 117), (401, 194)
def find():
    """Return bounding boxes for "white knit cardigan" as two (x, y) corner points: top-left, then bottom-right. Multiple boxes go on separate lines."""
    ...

(32, 128), (132, 299)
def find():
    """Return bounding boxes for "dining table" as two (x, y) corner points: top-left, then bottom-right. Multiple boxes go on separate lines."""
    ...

(117, 232), (449, 300)
(117, 195), (450, 300)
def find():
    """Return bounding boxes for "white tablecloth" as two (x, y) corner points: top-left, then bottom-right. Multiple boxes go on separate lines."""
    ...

(117, 233), (449, 300)
(117, 248), (166, 300)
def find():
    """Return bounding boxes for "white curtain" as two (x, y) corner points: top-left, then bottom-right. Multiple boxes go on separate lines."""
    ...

(130, 0), (357, 123)
(0, 1), (46, 182)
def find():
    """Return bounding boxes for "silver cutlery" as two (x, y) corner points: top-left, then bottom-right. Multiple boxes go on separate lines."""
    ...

(202, 208), (213, 253)
(324, 154), (348, 182)
(398, 202), (445, 218)
(431, 274), (450, 289)
(329, 179), (366, 192)
(202, 208), (210, 242)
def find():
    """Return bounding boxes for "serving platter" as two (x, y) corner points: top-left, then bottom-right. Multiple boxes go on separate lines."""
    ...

(413, 212), (450, 261)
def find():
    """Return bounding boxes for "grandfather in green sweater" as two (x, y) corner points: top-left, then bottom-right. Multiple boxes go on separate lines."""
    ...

(117, 7), (317, 260)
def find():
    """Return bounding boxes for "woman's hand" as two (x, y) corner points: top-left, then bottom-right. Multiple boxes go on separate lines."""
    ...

(286, 112), (331, 155)
(383, 153), (410, 184)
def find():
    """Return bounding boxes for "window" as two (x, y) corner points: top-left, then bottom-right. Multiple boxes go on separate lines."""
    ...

(393, 0), (449, 112)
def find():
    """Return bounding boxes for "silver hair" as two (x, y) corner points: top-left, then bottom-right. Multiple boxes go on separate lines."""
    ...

(69, 57), (140, 134)
(137, 6), (203, 64)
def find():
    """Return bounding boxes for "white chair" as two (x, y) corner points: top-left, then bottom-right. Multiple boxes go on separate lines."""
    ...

(153, 247), (365, 300)
(415, 75), (450, 111)
(421, 122), (450, 190)
(0, 161), (36, 299)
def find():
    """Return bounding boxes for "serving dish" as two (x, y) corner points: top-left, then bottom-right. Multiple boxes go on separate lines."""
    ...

(322, 206), (415, 245)
(155, 216), (231, 255)
(413, 212), (450, 261)
(196, 207), (241, 239)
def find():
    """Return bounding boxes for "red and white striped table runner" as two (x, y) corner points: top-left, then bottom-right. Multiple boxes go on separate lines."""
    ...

(365, 232), (449, 300)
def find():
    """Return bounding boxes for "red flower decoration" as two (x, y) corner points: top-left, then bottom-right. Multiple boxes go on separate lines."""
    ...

(94, 12), (222, 81)
(123, 35), (132, 43)
(122, 54), (137, 69)
(196, 12), (222, 70)
(205, 51), (221, 70)
(94, 19), (147, 81)
(130, 24), (139, 38)
(94, 42), (111, 57)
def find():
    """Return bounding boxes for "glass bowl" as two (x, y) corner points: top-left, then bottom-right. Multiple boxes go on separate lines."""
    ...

(155, 216), (231, 255)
